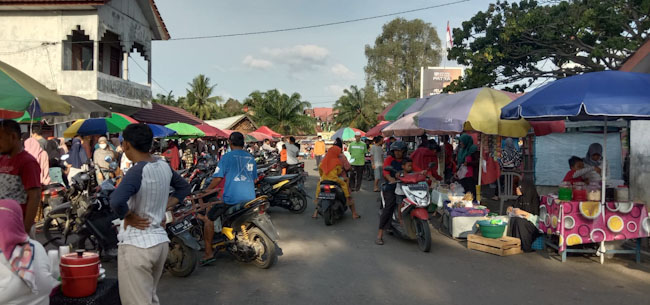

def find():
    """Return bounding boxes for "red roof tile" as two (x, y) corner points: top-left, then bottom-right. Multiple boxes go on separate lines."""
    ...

(132, 103), (204, 126)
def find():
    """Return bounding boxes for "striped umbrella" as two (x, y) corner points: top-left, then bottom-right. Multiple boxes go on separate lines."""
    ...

(63, 113), (138, 137)
(0, 59), (70, 118)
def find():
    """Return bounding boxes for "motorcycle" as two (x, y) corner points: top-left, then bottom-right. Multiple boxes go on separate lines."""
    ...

(43, 156), (120, 259)
(164, 198), (201, 277)
(379, 168), (433, 252)
(195, 189), (281, 269)
(256, 172), (308, 214)
(316, 180), (348, 226)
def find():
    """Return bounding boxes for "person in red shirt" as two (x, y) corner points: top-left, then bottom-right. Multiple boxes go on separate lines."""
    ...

(410, 136), (443, 182)
(563, 155), (598, 184)
(0, 120), (42, 233)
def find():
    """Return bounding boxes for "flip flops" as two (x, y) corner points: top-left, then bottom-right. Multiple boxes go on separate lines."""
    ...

(199, 256), (217, 266)
(375, 238), (384, 245)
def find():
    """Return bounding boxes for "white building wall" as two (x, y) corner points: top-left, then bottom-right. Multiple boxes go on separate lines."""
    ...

(0, 10), (98, 91)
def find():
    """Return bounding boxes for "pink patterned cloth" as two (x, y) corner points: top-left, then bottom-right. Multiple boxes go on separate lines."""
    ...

(0, 199), (36, 291)
(539, 195), (650, 253)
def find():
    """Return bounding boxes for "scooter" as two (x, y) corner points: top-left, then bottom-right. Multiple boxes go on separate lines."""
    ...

(379, 170), (433, 252)
(256, 172), (309, 214)
(316, 180), (348, 226)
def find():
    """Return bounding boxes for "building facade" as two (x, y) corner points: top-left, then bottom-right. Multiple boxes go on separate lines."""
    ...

(0, 0), (169, 113)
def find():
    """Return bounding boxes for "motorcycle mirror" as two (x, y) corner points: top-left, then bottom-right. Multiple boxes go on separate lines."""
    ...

(61, 154), (69, 161)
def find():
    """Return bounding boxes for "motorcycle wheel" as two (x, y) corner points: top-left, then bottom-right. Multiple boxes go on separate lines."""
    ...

(43, 214), (81, 248)
(323, 206), (334, 226)
(166, 237), (198, 277)
(415, 219), (432, 252)
(288, 191), (308, 214)
(248, 228), (277, 269)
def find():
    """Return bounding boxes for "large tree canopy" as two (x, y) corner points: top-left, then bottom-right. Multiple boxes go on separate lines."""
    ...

(185, 75), (222, 120)
(333, 85), (381, 131)
(244, 89), (315, 135)
(365, 18), (442, 101)
(447, 0), (650, 92)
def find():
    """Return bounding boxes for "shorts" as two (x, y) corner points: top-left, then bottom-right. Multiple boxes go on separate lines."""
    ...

(374, 166), (383, 181)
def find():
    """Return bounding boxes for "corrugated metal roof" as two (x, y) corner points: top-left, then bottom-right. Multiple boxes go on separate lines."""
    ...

(132, 103), (203, 126)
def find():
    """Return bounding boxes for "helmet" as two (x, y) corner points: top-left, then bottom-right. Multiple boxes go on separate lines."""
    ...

(390, 141), (406, 151)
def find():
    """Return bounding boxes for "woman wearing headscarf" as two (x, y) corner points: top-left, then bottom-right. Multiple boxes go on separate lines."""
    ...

(24, 138), (50, 186)
(582, 143), (606, 184)
(0, 199), (59, 305)
(456, 134), (479, 200)
(499, 138), (522, 171)
(66, 137), (88, 185)
(162, 140), (181, 170)
(93, 137), (116, 184)
(311, 142), (360, 219)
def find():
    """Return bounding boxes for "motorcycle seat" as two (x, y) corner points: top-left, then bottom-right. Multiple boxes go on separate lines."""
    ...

(320, 180), (342, 186)
(263, 174), (299, 184)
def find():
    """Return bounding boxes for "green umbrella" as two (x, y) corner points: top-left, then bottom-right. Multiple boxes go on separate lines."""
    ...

(0, 60), (71, 118)
(244, 134), (259, 143)
(165, 122), (206, 138)
(331, 127), (365, 141)
(383, 98), (417, 121)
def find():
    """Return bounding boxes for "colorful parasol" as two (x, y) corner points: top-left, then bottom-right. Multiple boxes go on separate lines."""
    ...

(382, 113), (425, 137)
(147, 124), (177, 138)
(255, 126), (282, 138)
(365, 121), (391, 137)
(417, 87), (530, 137)
(62, 113), (138, 137)
(378, 98), (417, 121)
(249, 131), (273, 141)
(0, 60), (71, 118)
(331, 127), (365, 141)
(195, 124), (228, 138)
(165, 122), (206, 138)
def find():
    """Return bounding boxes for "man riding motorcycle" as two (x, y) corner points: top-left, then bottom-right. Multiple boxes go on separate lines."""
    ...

(376, 141), (428, 245)
(198, 132), (257, 265)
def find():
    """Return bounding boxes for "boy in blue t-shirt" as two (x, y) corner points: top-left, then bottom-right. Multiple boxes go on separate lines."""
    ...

(200, 132), (257, 264)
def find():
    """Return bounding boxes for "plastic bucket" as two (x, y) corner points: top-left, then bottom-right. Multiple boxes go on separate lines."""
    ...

(477, 220), (507, 239)
(60, 251), (99, 298)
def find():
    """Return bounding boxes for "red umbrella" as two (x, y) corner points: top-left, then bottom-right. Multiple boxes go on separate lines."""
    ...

(222, 129), (234, 136)
(255, 126), (282, 137)
(195, 124), (228, 138)
(249, 131), (273, 141)
(366, 121), (391, 137)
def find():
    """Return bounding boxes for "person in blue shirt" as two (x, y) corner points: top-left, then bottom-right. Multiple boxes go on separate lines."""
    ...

(200, 131), (257, 264)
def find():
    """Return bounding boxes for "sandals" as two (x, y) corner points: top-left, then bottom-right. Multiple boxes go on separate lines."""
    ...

(199, 255), (217, 266)
(353, 214), (361, 219)
(375, 238), (384, 245)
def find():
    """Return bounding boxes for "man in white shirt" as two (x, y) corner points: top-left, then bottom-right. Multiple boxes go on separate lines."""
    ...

(285, 136), (299, 165)
(262, 139), (276, 152)
(276, 137), (285, 153)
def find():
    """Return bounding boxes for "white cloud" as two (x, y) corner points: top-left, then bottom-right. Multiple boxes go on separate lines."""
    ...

(330, 63), (355, 80)
(262, 44), (329, 71)
(242, 55), (273, 70)
(325, 85), (346, 97)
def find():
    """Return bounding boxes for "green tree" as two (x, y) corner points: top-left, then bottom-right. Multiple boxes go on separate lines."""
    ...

(446, 0), (650, 92)
(333, 85), (381, 131)
(185, 75), (223, 120)
(365, 18), (442, 101)
(245, 89), (315, 135)
(152, 91), (177, 106)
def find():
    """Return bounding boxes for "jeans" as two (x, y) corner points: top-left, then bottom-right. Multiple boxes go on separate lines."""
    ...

(315, 155), (323, 167)
(350, 165), (364, 191)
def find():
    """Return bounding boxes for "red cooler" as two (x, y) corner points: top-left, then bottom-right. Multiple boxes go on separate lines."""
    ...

(60, 250), (99, 298)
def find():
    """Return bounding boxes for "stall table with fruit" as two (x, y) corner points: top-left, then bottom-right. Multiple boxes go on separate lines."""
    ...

(539, 195), (650, 263)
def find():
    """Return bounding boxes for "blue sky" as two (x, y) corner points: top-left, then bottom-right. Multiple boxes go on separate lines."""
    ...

(137, 0), (495, 107)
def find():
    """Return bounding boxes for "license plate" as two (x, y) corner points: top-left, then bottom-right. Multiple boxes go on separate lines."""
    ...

(169, 219), (192, 235)
(318, 192), (336, 200)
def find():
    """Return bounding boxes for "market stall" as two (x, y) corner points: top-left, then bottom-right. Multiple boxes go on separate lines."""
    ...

(501, 70), (650, 263)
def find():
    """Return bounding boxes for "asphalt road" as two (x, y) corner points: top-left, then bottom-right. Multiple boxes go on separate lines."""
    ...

(110, 159), (650, 304)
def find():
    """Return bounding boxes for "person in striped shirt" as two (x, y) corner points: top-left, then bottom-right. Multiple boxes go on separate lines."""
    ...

(110, 124), (190, 305)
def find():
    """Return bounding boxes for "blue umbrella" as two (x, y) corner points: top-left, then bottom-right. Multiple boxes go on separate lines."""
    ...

(147, 124), (177, 138)
(500, 71), (650, 245)
(501, 71), (650, 120)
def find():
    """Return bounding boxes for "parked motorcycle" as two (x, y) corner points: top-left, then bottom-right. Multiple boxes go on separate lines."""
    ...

(164, 198), (201, 277)
(256, 172), (308, 214)
(379, 169), (432, 252)
(316, 180), (349, 226)
(43, 156), (120, 258)
(195, 189), (281, 269)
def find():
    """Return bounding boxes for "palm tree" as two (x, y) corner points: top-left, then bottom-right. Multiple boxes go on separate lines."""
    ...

(248, 89), (315, 135)
(153, 91), (176, 106)
(185, 75), (222, 120)
(333, 85), (381, 131)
